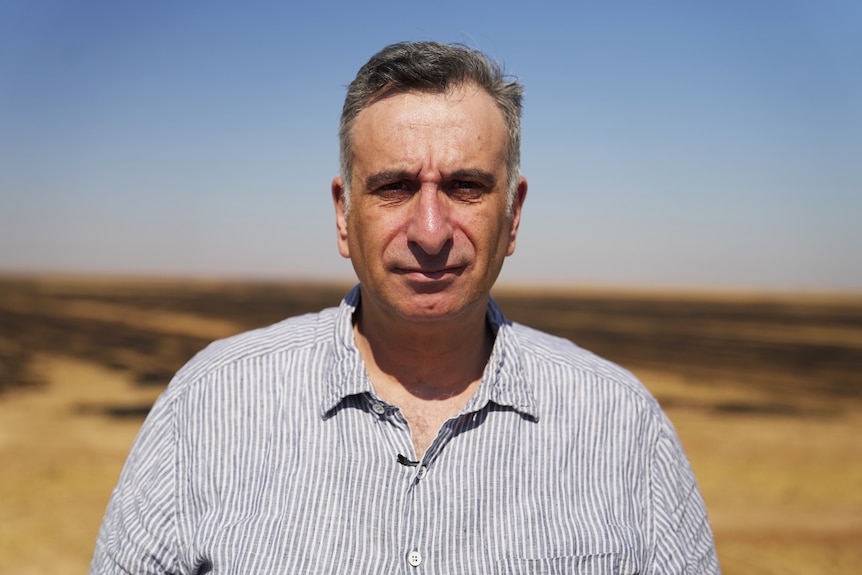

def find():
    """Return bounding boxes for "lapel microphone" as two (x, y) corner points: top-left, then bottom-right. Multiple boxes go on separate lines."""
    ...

(397, 454), (419, 467)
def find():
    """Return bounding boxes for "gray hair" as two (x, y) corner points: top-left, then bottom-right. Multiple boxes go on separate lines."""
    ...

(338, 41), (523, 213)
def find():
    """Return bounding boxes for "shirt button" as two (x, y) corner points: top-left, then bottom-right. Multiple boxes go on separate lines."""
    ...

(371, 403), (386, 415)
(407, 550), (422, 567)
(416, 466), (427, 480)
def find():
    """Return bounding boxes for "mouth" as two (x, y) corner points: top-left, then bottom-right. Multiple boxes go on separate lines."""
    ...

(396, 266), (465, 282)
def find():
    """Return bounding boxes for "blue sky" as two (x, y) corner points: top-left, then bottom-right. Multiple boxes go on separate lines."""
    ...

(1, 1), (860, 290)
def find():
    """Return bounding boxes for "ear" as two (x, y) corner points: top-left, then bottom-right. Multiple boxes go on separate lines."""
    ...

(332, 177), (351, 258)
(505, 176), (528, 256)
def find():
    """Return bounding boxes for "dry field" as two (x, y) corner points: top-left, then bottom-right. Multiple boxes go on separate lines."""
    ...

(1, 276), (860, 574)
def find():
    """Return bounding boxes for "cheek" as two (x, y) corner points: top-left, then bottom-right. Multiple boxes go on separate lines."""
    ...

(349, 214), (402, 259)
(460, 214), (508, 252)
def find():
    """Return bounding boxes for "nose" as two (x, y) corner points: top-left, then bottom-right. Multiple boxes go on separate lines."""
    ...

(405, 185), (454, 255)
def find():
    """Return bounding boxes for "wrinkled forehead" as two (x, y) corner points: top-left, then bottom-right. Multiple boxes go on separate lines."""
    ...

(354, 84), (506, 139)
(353, 88), (507, 159)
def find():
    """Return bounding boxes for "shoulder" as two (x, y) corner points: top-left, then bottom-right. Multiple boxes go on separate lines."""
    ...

(506, 321), (664, 418)
(509, 322), (646, 391)
(162, 306), (340, 398)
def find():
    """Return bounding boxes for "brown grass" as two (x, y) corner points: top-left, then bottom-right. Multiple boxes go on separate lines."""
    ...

(1, 276), (860, 574)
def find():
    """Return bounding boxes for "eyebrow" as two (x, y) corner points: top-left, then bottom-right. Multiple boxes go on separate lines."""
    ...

(364, 169), (498, 190)
(448, 169), (497, 188)
(364, 170), (413, 191)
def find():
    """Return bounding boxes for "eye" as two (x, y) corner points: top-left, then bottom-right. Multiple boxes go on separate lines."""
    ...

(448, 180), (486, 202)
(373, 181), (415, 203)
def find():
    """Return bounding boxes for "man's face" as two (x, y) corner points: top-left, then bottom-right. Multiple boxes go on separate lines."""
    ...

(332, 84), (527, 324)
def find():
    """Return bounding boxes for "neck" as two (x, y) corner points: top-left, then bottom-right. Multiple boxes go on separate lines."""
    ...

(353, 296), (493, 400)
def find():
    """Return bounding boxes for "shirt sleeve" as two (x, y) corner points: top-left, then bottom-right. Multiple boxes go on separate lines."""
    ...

(89, 391), (181, 575)
(648, 417), (721, 574)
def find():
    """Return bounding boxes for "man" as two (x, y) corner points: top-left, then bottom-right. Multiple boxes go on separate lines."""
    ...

(91, 42), (719, 573)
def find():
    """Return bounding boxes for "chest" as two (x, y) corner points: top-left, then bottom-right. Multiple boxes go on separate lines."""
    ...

(397, 397), (467, 459)
(177, 402), (649, 574)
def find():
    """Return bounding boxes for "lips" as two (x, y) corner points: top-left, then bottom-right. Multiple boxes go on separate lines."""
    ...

(396, 265), (465, 281)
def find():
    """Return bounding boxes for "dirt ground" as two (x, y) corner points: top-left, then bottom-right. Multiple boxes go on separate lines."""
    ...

(1, 277), (860, 574)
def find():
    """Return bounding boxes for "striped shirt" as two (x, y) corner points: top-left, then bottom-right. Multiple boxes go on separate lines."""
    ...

(90, 286), (719, 574)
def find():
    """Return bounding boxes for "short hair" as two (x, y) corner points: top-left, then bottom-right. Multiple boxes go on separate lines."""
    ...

(338, 41), (523, 213)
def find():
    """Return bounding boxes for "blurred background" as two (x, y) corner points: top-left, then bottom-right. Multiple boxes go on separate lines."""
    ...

(2, 0), (860, 290)
(1, 1), (861, 574)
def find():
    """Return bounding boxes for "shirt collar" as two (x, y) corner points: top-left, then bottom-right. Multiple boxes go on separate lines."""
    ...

(321, 285), (538, 420)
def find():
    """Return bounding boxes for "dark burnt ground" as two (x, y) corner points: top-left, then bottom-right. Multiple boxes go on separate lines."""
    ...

(2, 277), (860, 407)
(0, 277), (347, 393)
(493, 290), (862, 404)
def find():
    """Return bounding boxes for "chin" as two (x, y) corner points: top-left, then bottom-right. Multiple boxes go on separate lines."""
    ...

(391, 291), (484, 323)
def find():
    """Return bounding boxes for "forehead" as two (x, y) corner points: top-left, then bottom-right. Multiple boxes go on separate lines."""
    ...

(350, 85), (508, 166)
